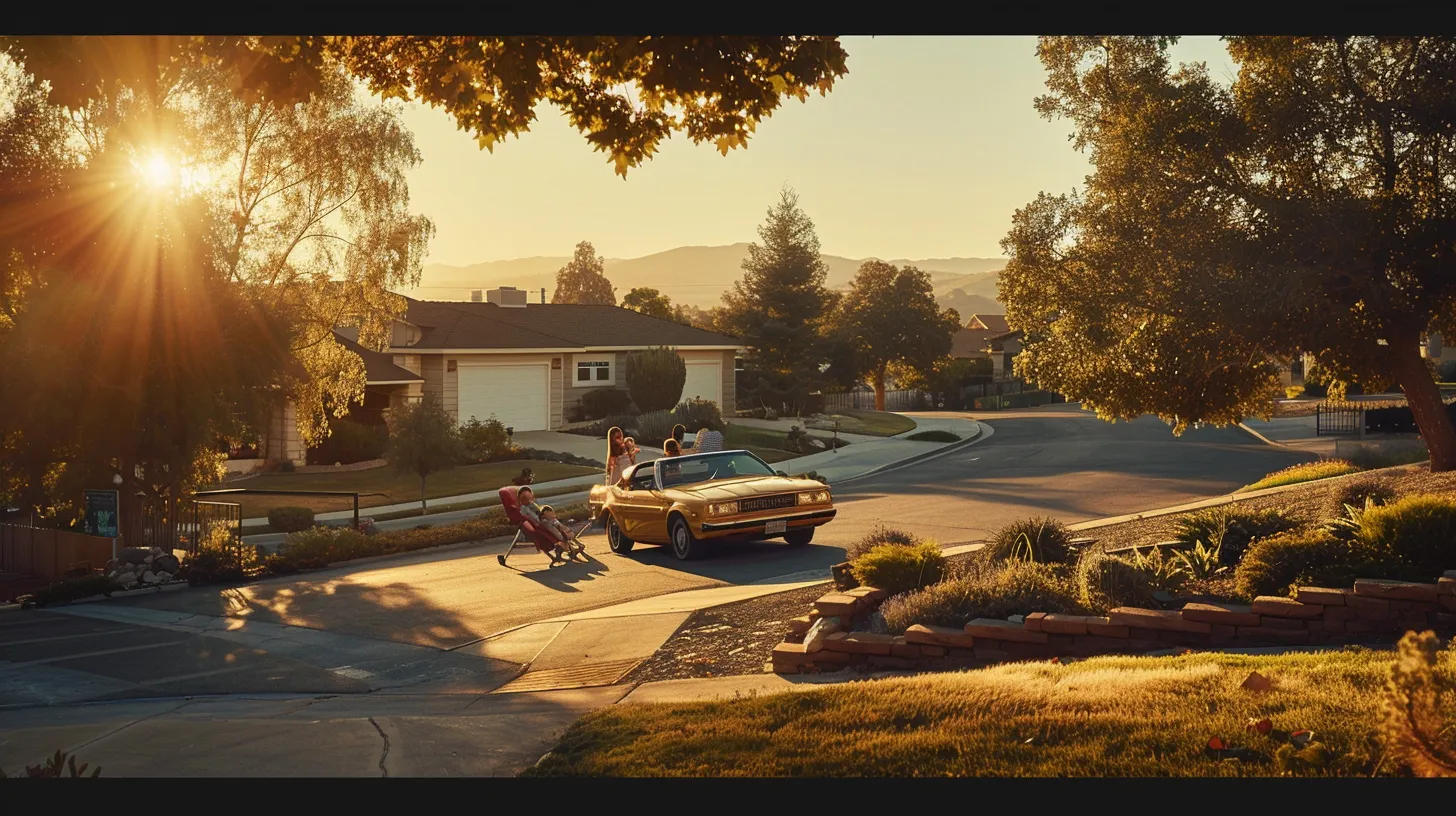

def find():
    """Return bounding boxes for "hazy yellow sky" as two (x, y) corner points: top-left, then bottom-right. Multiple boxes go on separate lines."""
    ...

(400, 36), (1237, 266)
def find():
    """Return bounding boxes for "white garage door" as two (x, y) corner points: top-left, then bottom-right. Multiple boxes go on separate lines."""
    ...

(681, 360), (722, 406)
(457, 363), (550, 432)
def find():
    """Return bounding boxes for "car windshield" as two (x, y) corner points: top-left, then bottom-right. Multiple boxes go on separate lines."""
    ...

(657, 451), (775, 488)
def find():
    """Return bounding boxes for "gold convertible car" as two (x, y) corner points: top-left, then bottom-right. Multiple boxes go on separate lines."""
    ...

(588, 449), (836, 561)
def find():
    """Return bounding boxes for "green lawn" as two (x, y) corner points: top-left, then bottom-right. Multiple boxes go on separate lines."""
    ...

(524, 647), (1452, 777)
(210, 460), (599, 518)
(818, 409), (918, 437)
(1238, 459), (1363, 493)
(723, 425), (845, 464)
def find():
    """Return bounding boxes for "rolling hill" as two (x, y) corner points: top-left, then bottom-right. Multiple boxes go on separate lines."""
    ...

(409, 244), (1006, 318)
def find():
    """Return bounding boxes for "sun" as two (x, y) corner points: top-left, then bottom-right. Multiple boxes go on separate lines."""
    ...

(138, 153), (176, 189)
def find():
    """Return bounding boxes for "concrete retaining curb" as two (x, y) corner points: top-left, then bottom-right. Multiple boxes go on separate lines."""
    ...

(834, 420), (990, 486)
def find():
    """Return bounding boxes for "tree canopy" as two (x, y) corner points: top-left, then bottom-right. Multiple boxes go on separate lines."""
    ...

(0, 36), (851, 178)
(385, 392), (463, 512)
(552, 241), (616, 305)
(827, 261), (960, 410)
(1001, 36), (1456, 470)
(622, 287), (676, 320)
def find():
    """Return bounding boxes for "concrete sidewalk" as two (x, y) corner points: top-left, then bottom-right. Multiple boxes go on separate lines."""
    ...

(1239, 413), (1334, 457)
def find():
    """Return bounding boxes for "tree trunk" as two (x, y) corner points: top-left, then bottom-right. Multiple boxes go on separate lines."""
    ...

(420, 474), (428, 514)
(1392, 336), (1456, 472)
(873, 367), (887, 412)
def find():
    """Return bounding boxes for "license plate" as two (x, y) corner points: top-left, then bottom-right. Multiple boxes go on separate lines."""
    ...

(765, 520), (787, 535)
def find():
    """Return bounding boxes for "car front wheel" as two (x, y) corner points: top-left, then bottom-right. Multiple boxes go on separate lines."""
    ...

(670, 516), (709, 561)
(606, 513), (635, 554)
(783, 528), (815, 546)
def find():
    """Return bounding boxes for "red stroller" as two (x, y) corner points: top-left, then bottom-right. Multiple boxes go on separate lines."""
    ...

(496, 486), (591, 566)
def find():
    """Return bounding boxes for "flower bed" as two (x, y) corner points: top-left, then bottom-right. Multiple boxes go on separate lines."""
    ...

(771, 572), (1456, 674)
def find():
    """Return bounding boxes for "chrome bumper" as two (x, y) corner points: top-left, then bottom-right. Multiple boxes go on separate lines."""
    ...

(700, 507), (836, 533)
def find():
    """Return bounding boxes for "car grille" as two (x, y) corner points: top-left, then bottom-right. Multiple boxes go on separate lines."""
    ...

(738, 494), (796, 513)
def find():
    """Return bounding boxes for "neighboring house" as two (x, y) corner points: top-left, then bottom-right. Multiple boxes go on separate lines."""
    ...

(984, 329), (1024, 381)
(965, 314), (1010, 334)
(382, 287), (744, 432)
(950, 327), (996, 361)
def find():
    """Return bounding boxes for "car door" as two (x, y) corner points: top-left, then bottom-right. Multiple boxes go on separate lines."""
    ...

(617, 466), (664, 542)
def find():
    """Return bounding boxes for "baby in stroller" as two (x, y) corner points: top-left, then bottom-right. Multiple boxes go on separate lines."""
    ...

(519, 487), (586, 562)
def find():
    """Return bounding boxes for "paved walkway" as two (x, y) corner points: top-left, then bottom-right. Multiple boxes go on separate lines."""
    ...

(1239, 413), (1334, 457)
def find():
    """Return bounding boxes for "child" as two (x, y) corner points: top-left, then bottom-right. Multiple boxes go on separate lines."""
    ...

(518, 487), (576, 564)
(662, 438), (681, 457)
(538, 505), (586, 560)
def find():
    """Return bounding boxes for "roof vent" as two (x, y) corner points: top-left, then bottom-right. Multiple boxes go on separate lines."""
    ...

(486, 287), (528, 308)
(470, 290), (483, 302)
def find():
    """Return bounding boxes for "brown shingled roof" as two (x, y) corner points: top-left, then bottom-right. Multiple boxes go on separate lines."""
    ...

(397, 298), (743, 350)
(966, 314), (1010, 333)
(333, 332), (424, 384)
(951, 327), (995, 358)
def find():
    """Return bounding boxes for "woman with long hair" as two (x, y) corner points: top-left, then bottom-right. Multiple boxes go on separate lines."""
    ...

(671, 423), (688, 453)
(605, 426), (636, 485)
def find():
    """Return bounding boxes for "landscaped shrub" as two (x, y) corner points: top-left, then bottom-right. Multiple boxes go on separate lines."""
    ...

(673, 398), (725, 433)
(625, 347), (687, 413)
(633, 410), (676, 446)
(563, 413), (639, 439)
(1173, 506), (1302, 567)
(183, 522), (261, 586)
(907, 429), (960, 442)
(280, 526), (382, 564)
(879, 559), (1080, 635)
(267, 506), (316, 533)
(1234, 528), (1378, 599)
(1327, 474), (1399, 517)
(1241, 459), (1364, 492)
(849, 541), (947, 597)
(845, 524), (919, 560)
(1350, 494), (1456, 580)
(307, 420), (388, 465)
(579, 388), (633, 421)
(1075, 550), (1159, 612)
(460, 416), (516, 463)
(985, 516), (1076, 564)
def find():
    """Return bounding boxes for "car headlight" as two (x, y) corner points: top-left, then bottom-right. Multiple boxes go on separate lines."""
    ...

(797, 490), (831, 505)
(708, 501), (739, 516)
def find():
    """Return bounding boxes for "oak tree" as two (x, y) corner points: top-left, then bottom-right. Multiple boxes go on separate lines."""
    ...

(1002, 36), (1456, 470)
(552, 241), (616, 305)
(622, 287), (675, 320)
(1, 36), (850, 178)
(384, 392), (463, 513)
(827, 261), (960, 410)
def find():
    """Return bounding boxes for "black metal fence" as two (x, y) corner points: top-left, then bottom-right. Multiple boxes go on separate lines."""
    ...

(183, 500), (243, 556)
(822, 389), (930, 412)
(1316, 402), (1364, 436)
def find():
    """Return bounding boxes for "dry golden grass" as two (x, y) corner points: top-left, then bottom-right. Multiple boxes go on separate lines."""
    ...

(525, 646), (1456, 777)
(1239, 459), (1364, 493)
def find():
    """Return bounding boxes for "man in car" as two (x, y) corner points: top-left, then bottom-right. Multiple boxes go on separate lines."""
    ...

(690, 419), (724, 453)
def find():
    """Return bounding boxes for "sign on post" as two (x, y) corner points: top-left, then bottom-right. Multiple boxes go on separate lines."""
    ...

(83, 489), (120, 538)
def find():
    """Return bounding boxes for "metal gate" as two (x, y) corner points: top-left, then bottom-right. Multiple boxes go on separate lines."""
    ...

(1316, 402), (1363, 436)
(181, 500), (243, 556)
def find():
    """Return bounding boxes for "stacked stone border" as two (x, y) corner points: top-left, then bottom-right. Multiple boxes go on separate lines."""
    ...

(772, 571), (1456, 674)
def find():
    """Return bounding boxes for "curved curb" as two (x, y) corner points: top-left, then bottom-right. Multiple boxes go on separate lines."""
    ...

(1236, 421), (1300, 451)
(833, 420), (992, 487)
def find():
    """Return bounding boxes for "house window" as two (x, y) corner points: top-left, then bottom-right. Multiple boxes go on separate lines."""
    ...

(574, 355), (613, 386)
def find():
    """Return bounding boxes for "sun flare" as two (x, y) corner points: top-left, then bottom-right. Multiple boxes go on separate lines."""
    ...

(138, 153), (175, 188)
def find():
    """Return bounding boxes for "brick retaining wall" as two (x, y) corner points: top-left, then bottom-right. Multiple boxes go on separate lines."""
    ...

(771, 572), (1456, 674)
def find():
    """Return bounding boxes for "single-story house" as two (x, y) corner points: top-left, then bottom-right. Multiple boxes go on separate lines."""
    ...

(378, 287), (744, 432)
(985, 329), (1024, 380)
(965, 314), (1010, 334)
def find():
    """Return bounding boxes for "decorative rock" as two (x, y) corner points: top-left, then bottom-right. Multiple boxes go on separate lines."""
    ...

(965, 618), (1050, 644)
(1108, 607), (1211, 634)
(1008, 614), (1025, 624)
(973, 645), (1010, 661)
(803, 617), (838, 653)
(154, 571), (173, 583)
(771, 642), (810, 669)
(1437, 577), (1455, 597)
(830, 562), (858, 591)
(119, 548), (149, 565)
(787, 615), (814, 635)
(154, 554), (181, 574)
(1442, 596), (1456, 612)
(890, 642), (921, 659)
(1346, 595), (1394, 619)
(1261, 615), (1308, 631)
(1295, 587), (1349, 606)
(904, 624), (975, 649)
(1251, 597), (1324, 619)
(1023, 612), (1048, 631)
(141, 571), (158, 584)
(815, 593), (859, 617)
(1354, 579), (1440, 603)
(1180, 602), (1261, 627)
(919, 645), (946, 657)
(116, 572), (138, 588)
(1445, 570), (1456, 580)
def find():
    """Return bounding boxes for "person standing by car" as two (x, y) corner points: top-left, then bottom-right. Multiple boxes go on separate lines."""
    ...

(691, 419), (724, 453)
(605, 426), (636, 485)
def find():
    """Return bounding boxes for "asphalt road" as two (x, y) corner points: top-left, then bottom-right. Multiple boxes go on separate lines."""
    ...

(3, 405), (1310, 704)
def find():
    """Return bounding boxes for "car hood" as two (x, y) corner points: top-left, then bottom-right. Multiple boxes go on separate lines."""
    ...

(670, 476), (825, 502)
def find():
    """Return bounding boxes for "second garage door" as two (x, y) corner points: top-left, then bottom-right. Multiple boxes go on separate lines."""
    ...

(456, 363), (550, 432)
(681, 360), (722, 407)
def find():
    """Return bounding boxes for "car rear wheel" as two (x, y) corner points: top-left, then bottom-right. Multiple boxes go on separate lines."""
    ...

(606, 513), (634, 554)
(670, 516), (709, 561)
(783, 528), (815, 546)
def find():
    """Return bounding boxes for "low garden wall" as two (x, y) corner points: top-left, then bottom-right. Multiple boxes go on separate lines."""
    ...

(772, 572), (1456, 674)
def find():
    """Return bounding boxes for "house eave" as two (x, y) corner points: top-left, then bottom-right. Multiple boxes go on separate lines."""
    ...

(386, 345), (746, 355)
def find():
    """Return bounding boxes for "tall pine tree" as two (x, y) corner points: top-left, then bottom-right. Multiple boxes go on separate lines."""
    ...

(719, 187), (834, 414)
(552, 241), (617, 305)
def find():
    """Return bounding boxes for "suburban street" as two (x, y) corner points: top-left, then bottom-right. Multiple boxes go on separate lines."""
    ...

(0, 405), (1311, 711)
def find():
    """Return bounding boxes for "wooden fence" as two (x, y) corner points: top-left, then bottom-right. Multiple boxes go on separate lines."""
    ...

(0, 524), (115, 581)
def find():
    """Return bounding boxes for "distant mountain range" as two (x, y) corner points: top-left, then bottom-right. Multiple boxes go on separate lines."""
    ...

(409, 243), (1007, 318)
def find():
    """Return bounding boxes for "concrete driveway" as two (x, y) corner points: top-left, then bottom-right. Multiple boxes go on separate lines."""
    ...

(106, 404), (1307, 654)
